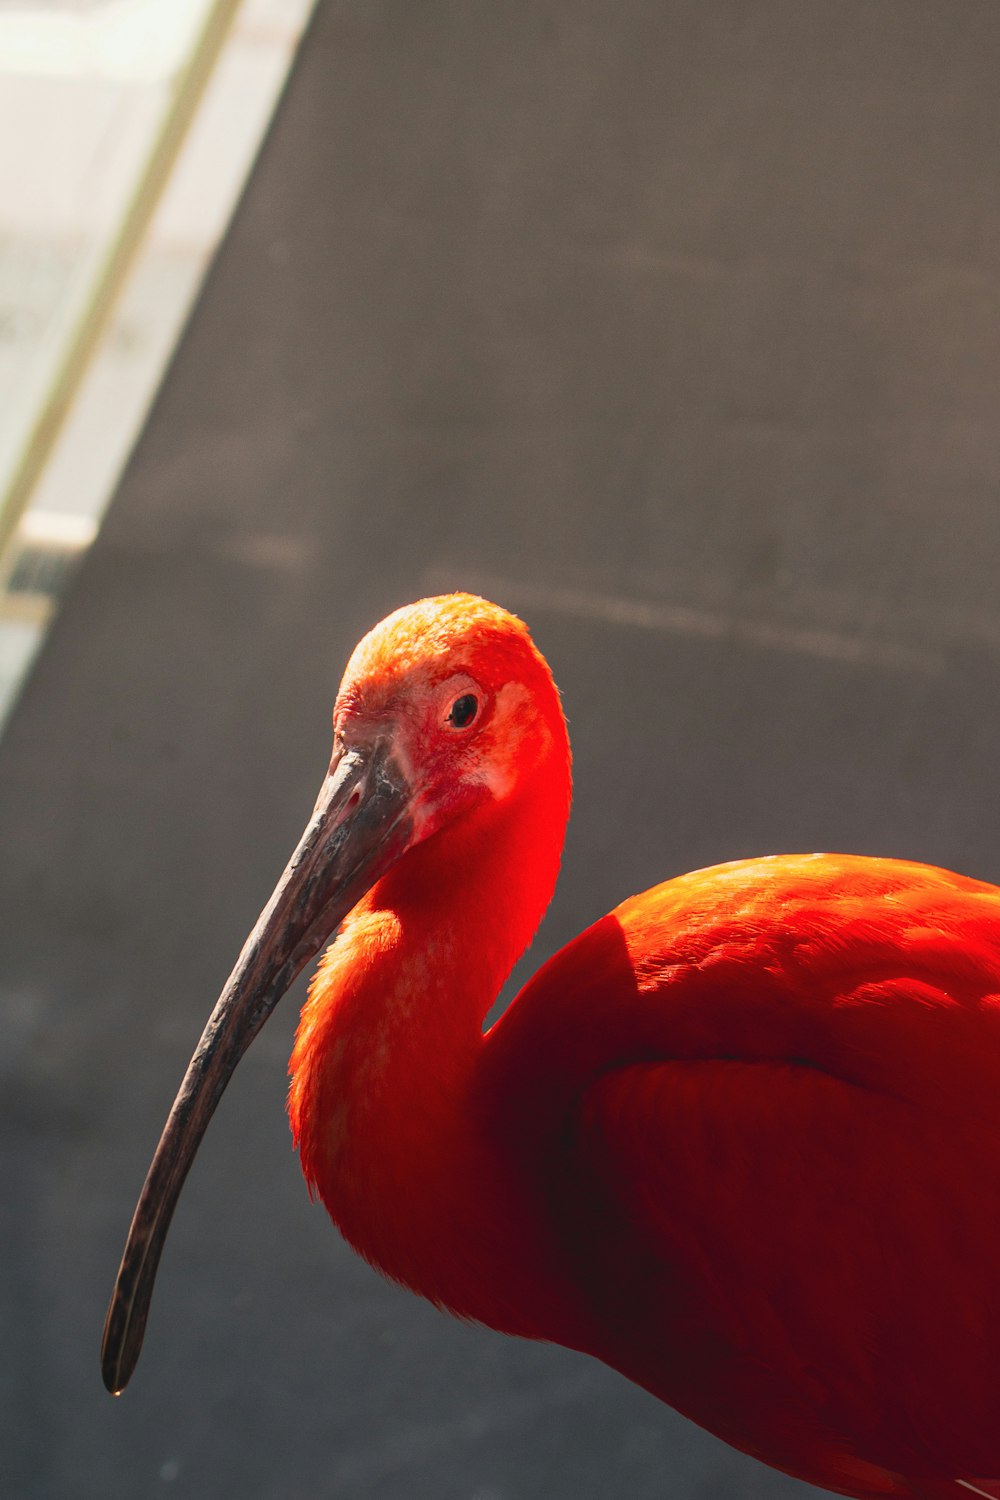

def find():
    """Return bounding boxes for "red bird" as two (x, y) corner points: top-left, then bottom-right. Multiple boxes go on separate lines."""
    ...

(103, 594), (1000, 1500)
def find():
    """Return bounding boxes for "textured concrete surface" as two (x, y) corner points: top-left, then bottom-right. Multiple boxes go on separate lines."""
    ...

(4, 3), (1000, 1497)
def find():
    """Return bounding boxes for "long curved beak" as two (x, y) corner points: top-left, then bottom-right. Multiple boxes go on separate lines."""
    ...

(100, 740), (414, 1395)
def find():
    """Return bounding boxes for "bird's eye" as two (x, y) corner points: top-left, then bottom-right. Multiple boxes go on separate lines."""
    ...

(447, 693), (480, 730)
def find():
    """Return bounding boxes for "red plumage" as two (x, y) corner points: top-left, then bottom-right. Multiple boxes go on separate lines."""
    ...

(105, 596), (1000, 1499)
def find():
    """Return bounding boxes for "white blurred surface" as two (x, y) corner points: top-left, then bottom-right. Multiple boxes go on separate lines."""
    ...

(0, 0), (316, 726)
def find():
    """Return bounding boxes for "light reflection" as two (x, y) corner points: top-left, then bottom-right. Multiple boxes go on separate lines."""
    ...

(0, 1), (208, 82)
(0, 0), (317, 730)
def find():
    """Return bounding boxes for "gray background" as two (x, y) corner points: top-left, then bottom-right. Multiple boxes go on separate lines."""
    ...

(3, 2), (1000, 1496)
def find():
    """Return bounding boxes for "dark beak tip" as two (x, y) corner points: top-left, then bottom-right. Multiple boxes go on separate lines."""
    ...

(101, 1340), (134, 1397)
(100, 1325), (124, 1395)
(100, 1342), (125, 1396)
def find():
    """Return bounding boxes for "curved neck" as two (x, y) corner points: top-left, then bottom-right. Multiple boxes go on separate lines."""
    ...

(287, 744), (584, 1341)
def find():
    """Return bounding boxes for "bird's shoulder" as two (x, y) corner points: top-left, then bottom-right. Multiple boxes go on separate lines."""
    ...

(613, 851), (1000, 1102)
(613, 849), (1000, 975)
(486, 852), (1000, 1112)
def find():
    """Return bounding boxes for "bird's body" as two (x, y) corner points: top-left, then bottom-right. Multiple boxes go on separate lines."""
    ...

(290, 847), (1000, 1499)
(104, 595), (1000, 1500)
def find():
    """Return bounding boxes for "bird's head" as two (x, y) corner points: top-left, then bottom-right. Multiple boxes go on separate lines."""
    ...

(101, 594), (569, 1394)
(333, 592), (568, 846)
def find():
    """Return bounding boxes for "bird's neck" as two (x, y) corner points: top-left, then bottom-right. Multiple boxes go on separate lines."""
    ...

(287, 758), (585, 1341)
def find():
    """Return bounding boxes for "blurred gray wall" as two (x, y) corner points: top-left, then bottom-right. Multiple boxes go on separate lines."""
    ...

(3, 3), (1000, 1497)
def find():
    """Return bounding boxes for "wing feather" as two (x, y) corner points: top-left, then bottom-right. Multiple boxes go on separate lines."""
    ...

(568, 989), (1000, 1489)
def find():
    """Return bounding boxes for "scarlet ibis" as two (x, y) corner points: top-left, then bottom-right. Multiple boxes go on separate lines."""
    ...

(103, 593), (1000, 1499)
